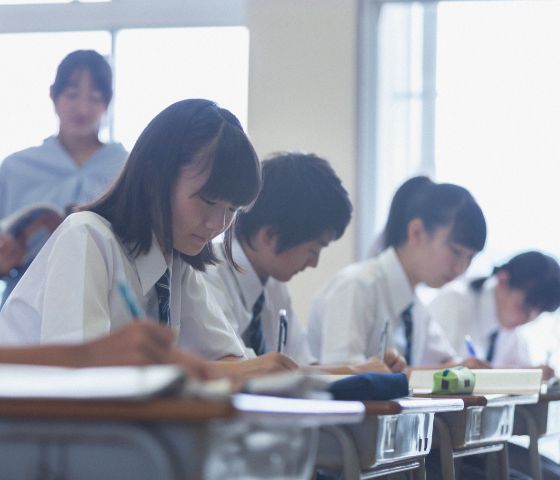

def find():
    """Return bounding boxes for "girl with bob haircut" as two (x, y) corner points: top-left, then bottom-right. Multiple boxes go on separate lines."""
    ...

(308, 176), (489, 369)
(430, 250), (560, 376)
(0, 99), (297, 375)
(0, 49), (127, 304)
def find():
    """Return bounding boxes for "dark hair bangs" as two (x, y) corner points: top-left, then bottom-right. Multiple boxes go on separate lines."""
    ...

(52, 50), (112, 104)
(504, 252), (560, 312)
(449, 196), (487, 252)
(198, 121), (261, 208)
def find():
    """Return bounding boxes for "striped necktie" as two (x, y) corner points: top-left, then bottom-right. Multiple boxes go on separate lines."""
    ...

(242, 292), (267, 355)
(155, 269), (171, 326)
(401, 305), (414, 365)
(486, 329), (499, 363)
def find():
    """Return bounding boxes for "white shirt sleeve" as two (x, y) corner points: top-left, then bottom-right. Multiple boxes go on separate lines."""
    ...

(493, 328), (532, 368)
(203, 270), (256, 358)
(415, 307), (460, 366)
(279, 285), (316, 365)
(177, 269), (247, 360)
(40, 224), (114, 343)
(428, 290), (471, 358)
(309, 277), (375, 365)
(0, 218), (120, 346)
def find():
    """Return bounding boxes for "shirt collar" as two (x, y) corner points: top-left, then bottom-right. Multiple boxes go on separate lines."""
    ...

(377, 247), (415, 317)
(231, 238), (266, 310)
(133, 234), (170, 296)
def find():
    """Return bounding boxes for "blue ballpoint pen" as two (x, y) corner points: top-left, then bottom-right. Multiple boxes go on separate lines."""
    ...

(117, 280), (145, 319)
(465, 334), (478, 357)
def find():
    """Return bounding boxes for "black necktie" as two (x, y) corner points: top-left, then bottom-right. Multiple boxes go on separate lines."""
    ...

(486, 330), (499, 363)
(155, 269), (171, 326)
(401, 305), (414, 365)
(242, 292), (267, 355)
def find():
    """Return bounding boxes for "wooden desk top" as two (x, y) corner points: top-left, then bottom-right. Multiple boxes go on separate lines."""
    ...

(0, 397), (235, 423)
(0, 394), (366, 427)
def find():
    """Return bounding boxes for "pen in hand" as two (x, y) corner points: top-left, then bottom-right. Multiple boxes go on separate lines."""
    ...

(117, 280), (145, 319)
(379, 319), (389, 359)
(465, 334), (478, 357)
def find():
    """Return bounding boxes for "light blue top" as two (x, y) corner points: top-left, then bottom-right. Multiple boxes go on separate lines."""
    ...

(0, 136), (127, 301)
(0, 136), (127, 218)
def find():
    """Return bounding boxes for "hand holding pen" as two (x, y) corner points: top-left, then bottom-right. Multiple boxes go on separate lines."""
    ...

(460, 335), (491, 369)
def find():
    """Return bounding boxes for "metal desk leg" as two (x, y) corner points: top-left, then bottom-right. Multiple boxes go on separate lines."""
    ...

(319, 425), (361, 480)
(433, 416), (456, 480)
(516, 406), (543, 480)
(410, 456), (426, 480)
(496, 442), (509, 480)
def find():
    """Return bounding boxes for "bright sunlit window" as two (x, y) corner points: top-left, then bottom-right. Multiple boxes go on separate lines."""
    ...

(0, 26), (249, 160)
(375, 0), (560, 375)
(113, 27), (249, 151)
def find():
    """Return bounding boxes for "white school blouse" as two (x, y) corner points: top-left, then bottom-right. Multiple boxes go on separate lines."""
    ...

(0, 212), (246, 360)
(203, 239), (316, 364)
(307, 247), (459, 367)
(428, 278), (531, 368)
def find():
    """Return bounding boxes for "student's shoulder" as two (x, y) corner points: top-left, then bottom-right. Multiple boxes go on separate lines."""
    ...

(317, 258), (381, 300)
(57, 211), (116, 244)
(332, 258), (385, 287)
(0, 143), (46, 173)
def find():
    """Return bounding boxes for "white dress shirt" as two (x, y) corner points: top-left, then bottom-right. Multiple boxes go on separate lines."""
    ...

(0, 212), (246, 360)
(307, 247), (459, 366)
(428, 277), (531, 367)
(203, 239), (316, 364)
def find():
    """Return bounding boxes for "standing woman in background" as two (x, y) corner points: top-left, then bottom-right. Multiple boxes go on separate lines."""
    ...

(429, 251), (560, 378)
(0, 50), (127, 303)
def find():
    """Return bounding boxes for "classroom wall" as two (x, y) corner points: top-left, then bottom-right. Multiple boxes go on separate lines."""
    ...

(246, 0), (359, 324)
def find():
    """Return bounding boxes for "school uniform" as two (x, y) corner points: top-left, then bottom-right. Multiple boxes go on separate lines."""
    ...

(428, 277), (531, 367)
(0, 136), (127, 302)
(204, 238), (316, 364)
(307, 247), (459, 367)
(0, 212), (246, 360)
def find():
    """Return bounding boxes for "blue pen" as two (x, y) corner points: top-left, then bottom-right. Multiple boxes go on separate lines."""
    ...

(117, 280), (145, 319)
(465, 334), (478, 357)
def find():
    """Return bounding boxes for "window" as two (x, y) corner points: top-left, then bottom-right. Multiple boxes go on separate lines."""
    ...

(113, 27), (249, 151)
(369, 0), (560, 413)
(0, 26), (249, 160)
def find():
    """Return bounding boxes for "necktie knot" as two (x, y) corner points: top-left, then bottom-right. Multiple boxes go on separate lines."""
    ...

(242, 292), (267, 356)
(155, 269), (171, 326)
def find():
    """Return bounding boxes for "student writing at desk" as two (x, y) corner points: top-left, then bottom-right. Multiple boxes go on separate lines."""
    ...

(307, 176), (490, 369)
(0, 50), (127, 304)
(204, 152), (405, 373)
(429, 250), (560, 378)
(0, 99), (297, 378)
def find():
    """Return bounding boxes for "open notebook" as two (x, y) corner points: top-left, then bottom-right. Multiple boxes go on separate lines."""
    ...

(0, 364), (186, 400)
(409, 368), (542, 396)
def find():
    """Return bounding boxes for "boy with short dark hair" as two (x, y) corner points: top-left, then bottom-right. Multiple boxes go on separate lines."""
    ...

(205, 152), (405, 373)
